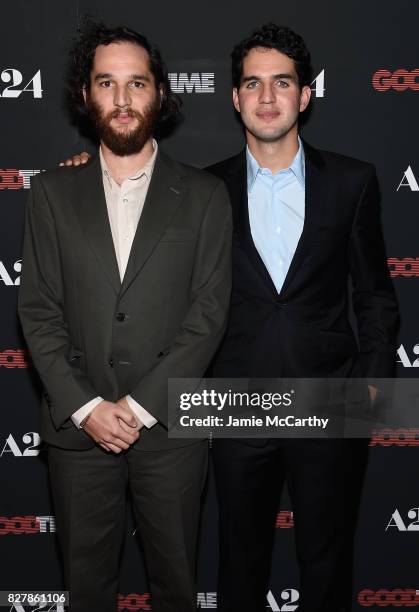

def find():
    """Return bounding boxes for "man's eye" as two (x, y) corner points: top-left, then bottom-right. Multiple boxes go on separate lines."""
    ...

(130, 81), (144, 88)
(246, 81), (258, 89)
(100, 81), (113, 88)
(277, 80), (289, 88)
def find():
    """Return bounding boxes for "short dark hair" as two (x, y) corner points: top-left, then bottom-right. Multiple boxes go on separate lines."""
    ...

(66, 17), (180, 129)
(231, 23), (312, 89)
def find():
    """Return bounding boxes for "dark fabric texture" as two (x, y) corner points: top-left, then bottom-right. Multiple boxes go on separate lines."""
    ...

(206, 142), (399, 611)
(18, 152), (232, 450)
(49, 440), (208, 612)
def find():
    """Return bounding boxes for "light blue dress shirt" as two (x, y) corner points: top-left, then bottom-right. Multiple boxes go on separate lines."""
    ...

(247, 138), (305, 294)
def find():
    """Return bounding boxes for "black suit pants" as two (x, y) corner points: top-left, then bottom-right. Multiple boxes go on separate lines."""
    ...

(212, 438), (369, 612)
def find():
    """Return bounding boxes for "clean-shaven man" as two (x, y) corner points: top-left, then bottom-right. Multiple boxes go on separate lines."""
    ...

(207, 24), (399, 612)
(18, 21), (232, 612)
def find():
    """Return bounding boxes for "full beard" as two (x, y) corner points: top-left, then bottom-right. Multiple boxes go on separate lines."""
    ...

(86, 95), (160, 156)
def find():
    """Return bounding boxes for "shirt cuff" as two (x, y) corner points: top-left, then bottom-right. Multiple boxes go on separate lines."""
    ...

(71, 397), (104, 429)
(126, 395), (158, 428)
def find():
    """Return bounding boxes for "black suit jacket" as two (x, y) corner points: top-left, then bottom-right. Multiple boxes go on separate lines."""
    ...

(19, 151), (232, 450)
(207, 141), (399, 380)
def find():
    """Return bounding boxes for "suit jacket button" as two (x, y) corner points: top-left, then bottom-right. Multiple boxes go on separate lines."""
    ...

(109, 358), (114, 367)
(116, 312), (126, 322)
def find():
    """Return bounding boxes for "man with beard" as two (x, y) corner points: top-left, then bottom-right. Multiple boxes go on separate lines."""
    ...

(60, 22), (399, 612)
(18, 21), (232, 612)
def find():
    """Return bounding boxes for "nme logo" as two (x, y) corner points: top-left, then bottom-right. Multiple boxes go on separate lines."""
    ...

(311, 69), (325, 98)
(0, 169), (41, 190)
(197, 593), (217, 608)
(0, 349), (30, 368)
(168, 73), (214, 93)
(397, 344), (419, 368)
(388, 259), (419, 278)
(0, 432), (42, 457)
(397, 166), (419, 192)
(358, 589), (419, 606)
(372, 69), (419, 92)
(0, 260), (21, 286)
(386, 508), (419, 532)
(276, 510), (294, 528)
(0, 515), (55, 535)
(0, 68), (43, 98)
(369, 428), (419, 447)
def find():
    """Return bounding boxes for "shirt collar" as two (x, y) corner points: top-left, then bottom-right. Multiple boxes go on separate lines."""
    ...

(100, 138), (158, 187)
(246, 136), (305, 193)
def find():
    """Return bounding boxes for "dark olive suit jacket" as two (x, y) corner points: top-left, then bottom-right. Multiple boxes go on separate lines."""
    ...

(19, 151), (232, 451)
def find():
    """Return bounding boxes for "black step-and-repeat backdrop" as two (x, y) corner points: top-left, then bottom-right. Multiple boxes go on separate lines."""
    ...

(1, 1), (418, 610)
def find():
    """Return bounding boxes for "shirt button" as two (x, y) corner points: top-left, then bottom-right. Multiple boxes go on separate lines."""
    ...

(123, 198), (128, 203)
(276, 227), (281, 234)
(116, 312), (126, 322)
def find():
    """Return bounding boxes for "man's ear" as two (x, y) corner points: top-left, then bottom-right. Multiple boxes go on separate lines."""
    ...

(159, 85), (164, 108)
(299, 85), (311, 113)
(232, 88), (240, 113)
(82, 86), (87, 104)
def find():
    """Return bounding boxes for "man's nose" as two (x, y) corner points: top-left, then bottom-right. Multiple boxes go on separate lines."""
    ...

(113, 85), (131, 108)
(259, 82), (275, 103)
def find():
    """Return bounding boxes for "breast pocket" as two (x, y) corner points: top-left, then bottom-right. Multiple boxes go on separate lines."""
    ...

(309, 226), (350, 256)
(314, 225), (348, 239)
(160, 229), (195, 243)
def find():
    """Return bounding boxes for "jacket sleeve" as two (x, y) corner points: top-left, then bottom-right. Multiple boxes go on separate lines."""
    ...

(130, 179), (232, 426)
(18, 175), (98, 430)
(349, 164), (400, 379)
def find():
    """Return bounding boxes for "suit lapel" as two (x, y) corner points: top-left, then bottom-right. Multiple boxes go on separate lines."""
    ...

(225, 142), (328, 299)
(226, 151), (278, 297)
(279, 141), (326, 297)
(120, 152), (186, 297)
(70, 154), (121, 294)
(71, 143), (326, 300)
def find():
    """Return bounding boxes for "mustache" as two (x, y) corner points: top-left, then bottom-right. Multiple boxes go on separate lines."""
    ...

(108, 108), (142, 119)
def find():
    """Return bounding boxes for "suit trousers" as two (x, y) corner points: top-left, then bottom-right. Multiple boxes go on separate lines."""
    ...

(212, 438), (369, 612)
(48, 439), (208, 612)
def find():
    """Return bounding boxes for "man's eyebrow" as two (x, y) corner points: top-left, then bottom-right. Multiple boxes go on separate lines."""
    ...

(94, 73), (151, 82)
(130, 74), (151, 82)
(241, 73), (295, 83)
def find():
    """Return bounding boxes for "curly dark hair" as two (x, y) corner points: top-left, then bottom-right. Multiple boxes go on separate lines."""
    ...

(231, 23), (312, 90)
(66, 17), (180, 130)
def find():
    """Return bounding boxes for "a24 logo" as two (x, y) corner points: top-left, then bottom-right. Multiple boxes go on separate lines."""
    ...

(0, 69), (42, 98)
